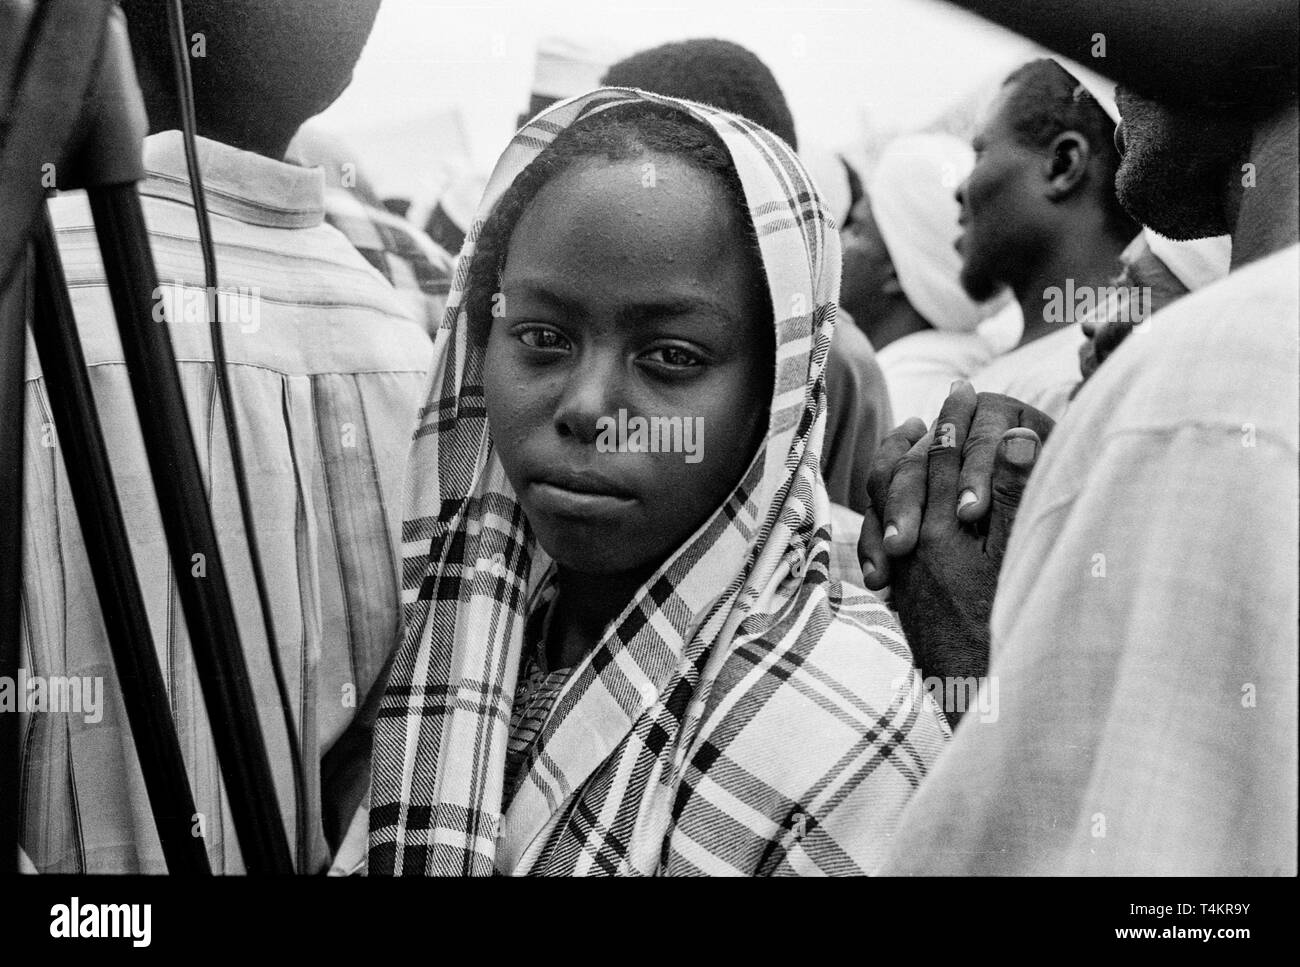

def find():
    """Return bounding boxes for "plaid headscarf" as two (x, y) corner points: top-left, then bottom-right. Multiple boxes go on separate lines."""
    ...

(368, 89), (949, 876)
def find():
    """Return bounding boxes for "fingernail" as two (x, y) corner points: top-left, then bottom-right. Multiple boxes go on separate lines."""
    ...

(957, 489), (978, 512)
(949, 379), (964, 394)
(1005, 437), (1038, 465)
(884, 523), (899, 541)
(862, 560), (876, 577)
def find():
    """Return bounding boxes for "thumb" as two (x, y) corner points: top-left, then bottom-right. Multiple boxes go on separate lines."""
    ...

(985, 428), (1041, 560)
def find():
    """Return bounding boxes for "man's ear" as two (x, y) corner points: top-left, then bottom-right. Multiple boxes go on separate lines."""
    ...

(1044, 131), (1091, 200)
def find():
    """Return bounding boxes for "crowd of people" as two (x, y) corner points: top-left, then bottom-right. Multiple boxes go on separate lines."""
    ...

(12, 0), (1297, 875)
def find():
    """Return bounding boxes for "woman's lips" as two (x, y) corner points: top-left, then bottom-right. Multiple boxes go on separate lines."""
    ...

(527, 481), (636, 518)
(525, 467), (637, 518)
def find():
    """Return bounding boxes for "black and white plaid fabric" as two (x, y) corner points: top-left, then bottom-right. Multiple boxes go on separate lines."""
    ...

(368, 89), (949, 876)
(323, 186), (454, 336)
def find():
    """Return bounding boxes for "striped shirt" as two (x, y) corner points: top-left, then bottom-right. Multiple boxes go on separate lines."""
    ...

(18, 131), (433, 873)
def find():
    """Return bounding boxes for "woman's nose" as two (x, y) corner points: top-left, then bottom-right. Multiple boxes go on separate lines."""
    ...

(552, 351), (623, 444)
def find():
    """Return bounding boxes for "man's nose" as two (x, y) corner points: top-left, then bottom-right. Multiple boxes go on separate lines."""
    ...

(552, 351), (623, 445)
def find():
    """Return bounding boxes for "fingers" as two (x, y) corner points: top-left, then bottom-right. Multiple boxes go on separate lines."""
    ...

(1079, 337), (1100, 381)
(924, 380), (978, 532)
(985, 428), (1041, 559)
(882, 429), (932, 555)
(1014, 397), (1056, 442)
(1092, 316), (1136, 367)
(857, 506), (890, 590)
(865, 417), (928, 515)
(955, 393), (1055, 524)
(862, 417), (927, 564)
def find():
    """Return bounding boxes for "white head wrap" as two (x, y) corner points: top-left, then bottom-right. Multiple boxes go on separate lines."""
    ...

(869, 132), (989, 333)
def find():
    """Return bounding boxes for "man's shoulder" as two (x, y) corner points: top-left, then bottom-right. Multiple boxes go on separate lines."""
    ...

(1072, 244), (1299, 442)
(1018, 244), (1300, 532)
(48, 189), (434, 376)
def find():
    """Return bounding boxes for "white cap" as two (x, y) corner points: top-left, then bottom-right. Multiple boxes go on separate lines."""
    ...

(1142, 231), (1232, 291)
(531, 37), (614, 100)
(1049, 55), (1120, 125)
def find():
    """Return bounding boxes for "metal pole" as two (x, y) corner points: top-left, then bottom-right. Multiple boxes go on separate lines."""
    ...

(87, 185), (294, 874)
(0, 246), (29, 876)
(29, 210), (211, 874)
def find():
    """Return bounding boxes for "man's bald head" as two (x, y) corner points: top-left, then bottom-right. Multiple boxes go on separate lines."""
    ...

(119, 0), (382, 157)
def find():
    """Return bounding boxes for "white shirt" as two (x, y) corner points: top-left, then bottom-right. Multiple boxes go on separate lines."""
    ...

(881, 244), (1300, 875)
(876, 329), (996, 425)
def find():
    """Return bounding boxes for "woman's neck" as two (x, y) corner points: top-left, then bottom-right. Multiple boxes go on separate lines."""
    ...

(865, 296), (933, 350)
(547, 564), (658, 669)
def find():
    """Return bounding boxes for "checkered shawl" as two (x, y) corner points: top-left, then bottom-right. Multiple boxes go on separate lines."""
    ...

(368, 89), (949, 876)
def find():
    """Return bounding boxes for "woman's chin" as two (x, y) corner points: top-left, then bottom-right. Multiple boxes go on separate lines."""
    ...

(528, 523), (659, 578)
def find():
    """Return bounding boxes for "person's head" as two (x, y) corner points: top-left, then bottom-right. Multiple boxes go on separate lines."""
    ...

(955, 58), (1137, 301)
(843, 132), (986, 337)
(601, 39), (798, 150)
(839, 192), (899, 332)
(1112, 86), (1257, 241)
(119, 0), (382, 158)
(468, 102), (775, 581)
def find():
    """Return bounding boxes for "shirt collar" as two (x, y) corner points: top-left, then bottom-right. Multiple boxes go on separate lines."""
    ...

(140, 130), (326, 229)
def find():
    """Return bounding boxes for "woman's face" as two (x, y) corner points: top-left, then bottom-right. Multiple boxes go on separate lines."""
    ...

(839, 193), (899, 326)
(484, 152), (774, 578)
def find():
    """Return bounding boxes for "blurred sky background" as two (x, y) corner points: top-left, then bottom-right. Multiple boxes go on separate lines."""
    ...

(313, 0), (1050, 206)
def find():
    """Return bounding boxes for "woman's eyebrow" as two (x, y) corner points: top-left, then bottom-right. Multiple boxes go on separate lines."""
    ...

(504, 279), (744, 330)
(615, 296), (743, 329)
(503, 280), (583, 315)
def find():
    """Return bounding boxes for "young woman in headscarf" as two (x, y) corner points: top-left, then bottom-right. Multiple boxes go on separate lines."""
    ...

(366, 89), (949, 876)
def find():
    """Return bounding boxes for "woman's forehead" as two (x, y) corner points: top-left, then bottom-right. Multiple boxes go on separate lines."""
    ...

(504, 157), (751, 277)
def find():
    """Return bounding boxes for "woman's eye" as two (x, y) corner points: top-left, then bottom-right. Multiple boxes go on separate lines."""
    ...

(644, 346), (703, 368)
(517, 326), (570, 351)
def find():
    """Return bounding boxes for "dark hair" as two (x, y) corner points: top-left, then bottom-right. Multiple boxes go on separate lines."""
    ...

(601, 39), (798, 150)
(1001, 59), (1135, 229)
(465, 101), (771, 345)
(119, 0), (381, 147)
